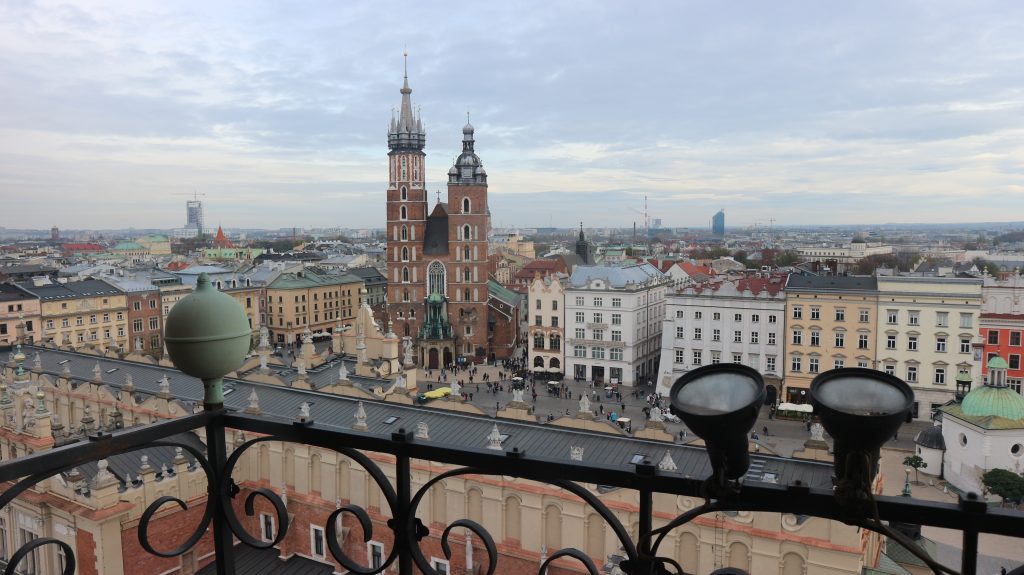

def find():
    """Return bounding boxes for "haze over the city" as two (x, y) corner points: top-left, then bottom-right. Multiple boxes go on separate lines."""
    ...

(2, 0), (1023, 230)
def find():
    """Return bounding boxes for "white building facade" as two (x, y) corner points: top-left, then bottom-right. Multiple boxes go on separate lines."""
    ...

(874, 276), (983, 418)
(565, 264), (669, 386)
(527, 274), (567, 376)
(656, 276), (787, 399)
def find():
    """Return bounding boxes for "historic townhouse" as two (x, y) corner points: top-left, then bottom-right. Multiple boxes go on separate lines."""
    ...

(18, 279), (130, 351)
(263, 268), (363, 345)
(0, 284), (40, 346)
(657, 275), (787, 401)
(874, 276), (982, 418)
(783, 276), (878, 404)
(527, 273), (567, 376)
(565, 263), (669, 386)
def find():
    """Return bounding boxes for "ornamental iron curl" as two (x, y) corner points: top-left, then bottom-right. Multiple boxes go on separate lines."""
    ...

(137, 439), (217, 557)
(217, 434), (400, 573)
(404, 467), (638, 575)
(2, 537), (75, 575)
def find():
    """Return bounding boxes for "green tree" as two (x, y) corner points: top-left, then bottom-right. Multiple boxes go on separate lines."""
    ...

(774, 250), (801, 267)
(903, 454), (927, 484)
(982, 468), (1024, 506)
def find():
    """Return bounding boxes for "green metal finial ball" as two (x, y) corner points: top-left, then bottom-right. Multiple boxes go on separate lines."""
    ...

(164, 272), (251, 408)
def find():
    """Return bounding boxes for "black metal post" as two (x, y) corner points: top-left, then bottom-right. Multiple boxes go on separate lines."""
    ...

(639, 488), (653, 574)
(395, 454), (412, 574)
(961, 525), (978, 575)
(205, 411), (236, 574)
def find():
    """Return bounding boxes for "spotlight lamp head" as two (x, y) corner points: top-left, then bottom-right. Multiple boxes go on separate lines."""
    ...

(669, 364), (765, 494)
(810, 368), (913, 512)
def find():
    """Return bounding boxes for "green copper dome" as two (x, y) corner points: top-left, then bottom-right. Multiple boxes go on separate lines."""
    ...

(961, 384), (1024, 421)
(987, 355), (1009, 370)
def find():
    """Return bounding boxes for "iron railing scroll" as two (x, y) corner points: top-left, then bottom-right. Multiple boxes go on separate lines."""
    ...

(0, 396), (1022, 575)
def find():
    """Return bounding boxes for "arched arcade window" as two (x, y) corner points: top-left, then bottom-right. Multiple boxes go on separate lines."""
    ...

(428, 261), (446, 296)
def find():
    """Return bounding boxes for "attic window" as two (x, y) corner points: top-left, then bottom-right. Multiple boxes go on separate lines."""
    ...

(383, 416), (399, 425)
(499, 433), (510, 443)
(629, 454), (647, 465)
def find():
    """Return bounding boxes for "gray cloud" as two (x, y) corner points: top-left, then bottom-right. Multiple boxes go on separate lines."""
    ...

(1, 0), (1023, 229)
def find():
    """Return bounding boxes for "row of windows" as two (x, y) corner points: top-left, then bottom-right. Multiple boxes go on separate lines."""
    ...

(575, 312), (621, 324)
(535, 299), (559, 310)
(987, 330), (1024, 346)
(674, 349), (779, 372)
(570, 328), (624, 341)
(676, 310), (779, 323)
(532, 334), (562, 350)
(882, 334), (972, 353)
(679, 327), (778, 345)
(787, 307), (971, 330)
(131, 299), (158, 311)
(573, 296), (623, 307)
(572, 346), (625, 360)
(132, 318), (160, 332)
(790, 330), (870, 349)
(883, 309), (974, 328)
(45, 312), (125, 329)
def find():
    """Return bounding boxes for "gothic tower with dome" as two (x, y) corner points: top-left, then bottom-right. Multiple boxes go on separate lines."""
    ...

(384, 61), (493, 368)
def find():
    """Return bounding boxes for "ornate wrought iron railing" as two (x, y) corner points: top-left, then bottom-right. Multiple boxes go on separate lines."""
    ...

(0, 407), (1022, 575)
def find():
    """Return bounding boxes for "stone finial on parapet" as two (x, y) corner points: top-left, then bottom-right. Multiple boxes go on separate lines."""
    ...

(353, 401), (368, 431)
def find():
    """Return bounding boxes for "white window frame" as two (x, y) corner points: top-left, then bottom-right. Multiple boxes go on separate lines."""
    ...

(310, 524), (326, 560)
(432, 557), (451, 575)
(367, 541), (385, 569)
(260, 513), (275, 542)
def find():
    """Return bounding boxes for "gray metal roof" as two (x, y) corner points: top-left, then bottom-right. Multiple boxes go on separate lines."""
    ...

(785, 274), (878, 292)
(25, 346), (836, 489)
(16, 279), (124, 301)
(569, 263), (667, 289)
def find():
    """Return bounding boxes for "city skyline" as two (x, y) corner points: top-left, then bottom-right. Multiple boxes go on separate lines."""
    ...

(2, 1), (1024, 230)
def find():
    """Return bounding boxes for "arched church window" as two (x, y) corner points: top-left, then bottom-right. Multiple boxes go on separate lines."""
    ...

(463, 268), (471, 281)
(462, 197), (470, 213)
(428, 261), (446, 296)
(404, 324), (410, 337)
(402, 267), (410, 282)
(401, 225), (408, 240)
(400, 205), (407, 220)
(403, 289), (409, 302)
(463, 224), (471, 240)
(402, 247), (409, 261)
(464, 289), (470, 301)
(400, 186), (408, 200)
(463, 246), (470, 260)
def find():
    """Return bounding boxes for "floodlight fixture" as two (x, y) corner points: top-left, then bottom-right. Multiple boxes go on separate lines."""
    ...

(669, 364), (765, 492)
(809, 368), (913, 512)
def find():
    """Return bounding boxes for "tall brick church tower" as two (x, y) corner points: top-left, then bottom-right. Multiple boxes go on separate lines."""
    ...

(385, 61), (492, 368)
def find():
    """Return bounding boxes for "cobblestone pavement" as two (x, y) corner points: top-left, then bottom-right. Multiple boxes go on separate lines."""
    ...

(414, 361), (933, 455)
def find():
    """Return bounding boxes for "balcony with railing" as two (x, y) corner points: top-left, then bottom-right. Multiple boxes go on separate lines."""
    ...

(0, 276), (1021, 575)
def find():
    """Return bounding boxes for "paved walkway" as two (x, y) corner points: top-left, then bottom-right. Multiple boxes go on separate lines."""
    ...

(416, 362), (932, 454)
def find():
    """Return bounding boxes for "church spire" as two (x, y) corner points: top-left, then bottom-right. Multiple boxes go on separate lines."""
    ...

(388, 53), (425, 152)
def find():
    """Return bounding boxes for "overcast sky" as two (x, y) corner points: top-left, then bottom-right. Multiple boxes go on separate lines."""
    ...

(2, 1), (1023, 231)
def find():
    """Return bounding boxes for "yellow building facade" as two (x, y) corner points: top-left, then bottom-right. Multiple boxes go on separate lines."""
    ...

(263, 268), (364, 345)
(20, 279), (130, 350)
(783, 276), (878, 402)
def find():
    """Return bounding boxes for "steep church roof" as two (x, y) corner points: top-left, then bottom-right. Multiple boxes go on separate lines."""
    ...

(423, 205), (449, 255)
